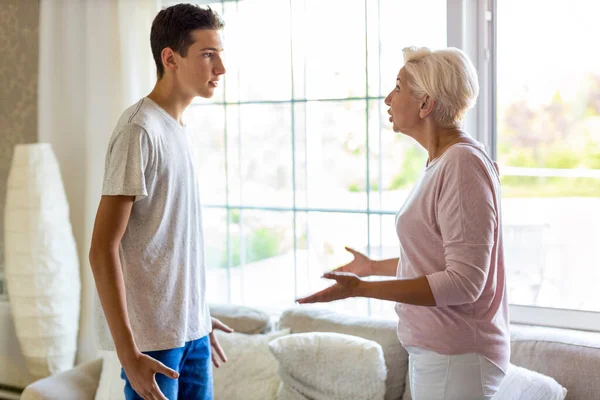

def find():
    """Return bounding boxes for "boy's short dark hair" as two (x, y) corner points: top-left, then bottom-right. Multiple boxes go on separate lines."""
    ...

(151, 4), (224, 79)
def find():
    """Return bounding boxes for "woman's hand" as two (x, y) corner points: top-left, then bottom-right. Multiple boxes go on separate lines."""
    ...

(296, 272), (364, 304)
(331, 247), (374, 277)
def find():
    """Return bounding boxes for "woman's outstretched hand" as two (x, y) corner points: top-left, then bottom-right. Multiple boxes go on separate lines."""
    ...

(296, 272), (364, 304)
(331, 247), (374, 277)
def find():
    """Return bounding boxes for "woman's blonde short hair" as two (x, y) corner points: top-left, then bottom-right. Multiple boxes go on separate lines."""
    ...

(402, 46), (479, 128)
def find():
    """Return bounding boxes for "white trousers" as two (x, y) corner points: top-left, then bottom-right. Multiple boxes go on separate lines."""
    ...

(406, 346), (505, 400)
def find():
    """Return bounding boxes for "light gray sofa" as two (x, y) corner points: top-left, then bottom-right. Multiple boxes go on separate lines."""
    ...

(21, 305), (600, 400)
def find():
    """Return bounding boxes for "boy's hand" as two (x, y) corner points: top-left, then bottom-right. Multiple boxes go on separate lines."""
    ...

(120, 350), (178, 400)
(210, 317), (233, 368)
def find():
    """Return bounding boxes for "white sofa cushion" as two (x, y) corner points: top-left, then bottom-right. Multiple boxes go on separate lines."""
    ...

(210, 303), (272, 334)
(268, 332), (387, 400)
(495, 364), (567, 400)
(510, 324), (600, 400)
(21, 358), (103, 400)
(94, 351), (124, 400)
(213, 329), (289, 400)
(278, 306), (407, 400)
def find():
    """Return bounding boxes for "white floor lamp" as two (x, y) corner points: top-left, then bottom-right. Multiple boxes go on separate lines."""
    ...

(4, 143), (81, 378)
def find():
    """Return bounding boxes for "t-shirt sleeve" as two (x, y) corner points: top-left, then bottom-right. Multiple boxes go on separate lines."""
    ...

(426, 149), (498, 307)
(102, 124), (152, 202)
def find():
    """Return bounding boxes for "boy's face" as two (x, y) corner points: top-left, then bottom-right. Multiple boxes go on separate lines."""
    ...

(174, 29), (226, 98)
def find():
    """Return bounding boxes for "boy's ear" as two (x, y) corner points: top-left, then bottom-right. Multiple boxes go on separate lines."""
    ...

(161, 47), (178, 73)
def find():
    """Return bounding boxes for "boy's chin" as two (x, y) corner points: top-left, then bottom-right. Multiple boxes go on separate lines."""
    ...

(197, 90), (215, 99)
(196, 89), (215, 99)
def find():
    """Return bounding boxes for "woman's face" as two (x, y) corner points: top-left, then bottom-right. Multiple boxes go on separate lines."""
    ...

(384, 68), (423, 135)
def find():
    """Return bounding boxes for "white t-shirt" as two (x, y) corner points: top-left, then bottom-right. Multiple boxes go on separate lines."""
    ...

(96, 97), (212, 352)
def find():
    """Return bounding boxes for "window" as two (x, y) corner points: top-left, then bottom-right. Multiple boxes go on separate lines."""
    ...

(160, 0), (600, 330)
(494, 0), (600, 325)
(180, 0), (447, 316)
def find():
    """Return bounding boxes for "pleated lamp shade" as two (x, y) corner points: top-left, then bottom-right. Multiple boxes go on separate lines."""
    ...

(4, 143), (80, 378)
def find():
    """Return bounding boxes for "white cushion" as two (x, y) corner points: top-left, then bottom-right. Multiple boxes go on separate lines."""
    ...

(278, 307), (406, 400)
(495, 364), (567, 400)
(21, 358), (103, 400)
(213, 329), (290, 400)
(94, 351), (124, 400)
(268, 332), (387, 400)
(210, 304), (272, 334)
(276, 382), (308, 400)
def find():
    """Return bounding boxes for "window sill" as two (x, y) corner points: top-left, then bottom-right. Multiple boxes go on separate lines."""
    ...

(510, 304), (600, 333)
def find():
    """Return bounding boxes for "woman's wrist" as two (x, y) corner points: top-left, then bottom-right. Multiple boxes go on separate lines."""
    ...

(355, 278), (371, 298)
(368, 259), (377, 276)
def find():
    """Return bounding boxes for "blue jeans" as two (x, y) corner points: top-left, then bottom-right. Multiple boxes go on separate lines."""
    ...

(121, 335), (213, 400)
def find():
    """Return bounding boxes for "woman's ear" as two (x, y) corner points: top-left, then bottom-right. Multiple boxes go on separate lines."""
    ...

(419, 95), (435, 118)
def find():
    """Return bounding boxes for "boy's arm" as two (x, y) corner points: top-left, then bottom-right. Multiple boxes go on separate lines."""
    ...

(89, 195), (137, 358)
(89, 195), (177, 400)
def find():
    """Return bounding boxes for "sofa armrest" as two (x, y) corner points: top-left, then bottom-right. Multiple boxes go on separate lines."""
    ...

(21, 358), (103, 400)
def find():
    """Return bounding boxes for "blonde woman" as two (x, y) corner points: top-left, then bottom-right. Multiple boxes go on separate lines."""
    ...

(298, 47), (508, 400)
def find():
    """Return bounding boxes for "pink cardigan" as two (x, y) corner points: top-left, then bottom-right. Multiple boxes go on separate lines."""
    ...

(394, 143), (510, 372)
